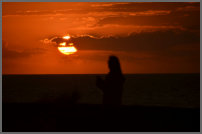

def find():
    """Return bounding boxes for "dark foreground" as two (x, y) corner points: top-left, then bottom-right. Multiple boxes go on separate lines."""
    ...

(3, 103), (200, 132)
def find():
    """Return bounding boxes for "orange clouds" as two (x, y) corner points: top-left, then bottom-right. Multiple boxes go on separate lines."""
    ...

(3, 2), (199, 38)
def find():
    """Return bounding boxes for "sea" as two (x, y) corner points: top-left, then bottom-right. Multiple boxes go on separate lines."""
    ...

(3, 74), (200, 108)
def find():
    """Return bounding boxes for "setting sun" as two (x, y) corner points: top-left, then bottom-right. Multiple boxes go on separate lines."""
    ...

(58, 46), (77, 55)
(58, 40), (77, 55)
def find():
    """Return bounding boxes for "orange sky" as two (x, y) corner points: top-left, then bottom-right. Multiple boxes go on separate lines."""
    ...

(2, 2), (200, 74)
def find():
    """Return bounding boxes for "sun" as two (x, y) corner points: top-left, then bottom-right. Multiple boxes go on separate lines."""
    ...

(58, 42), (77, 55)
(57, 35), (77, 55)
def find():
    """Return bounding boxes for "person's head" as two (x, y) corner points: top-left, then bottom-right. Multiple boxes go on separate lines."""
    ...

(108, 56), (122, 74)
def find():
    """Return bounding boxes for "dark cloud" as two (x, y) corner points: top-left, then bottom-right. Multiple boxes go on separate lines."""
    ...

(67, 30), (199, 64)
(70, 30), (199, 52)
(2, 40), (46, 58)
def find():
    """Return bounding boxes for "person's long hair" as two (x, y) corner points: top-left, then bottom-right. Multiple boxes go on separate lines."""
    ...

(108, 56), (124, 78)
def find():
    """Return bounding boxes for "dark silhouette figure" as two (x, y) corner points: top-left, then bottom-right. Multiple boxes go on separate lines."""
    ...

(96, 56), (125, 106)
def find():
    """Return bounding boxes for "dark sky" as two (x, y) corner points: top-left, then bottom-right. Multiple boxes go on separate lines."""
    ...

(2, 2), (200, 74)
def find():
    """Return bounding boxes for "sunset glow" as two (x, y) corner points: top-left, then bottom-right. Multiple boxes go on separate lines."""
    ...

(2, 2), (200, 74)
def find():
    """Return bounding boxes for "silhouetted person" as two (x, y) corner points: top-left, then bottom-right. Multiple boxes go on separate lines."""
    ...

(96, 56), (125, 106)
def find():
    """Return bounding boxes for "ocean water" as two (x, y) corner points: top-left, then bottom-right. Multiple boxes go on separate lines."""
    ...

(3, 74), (200, 108)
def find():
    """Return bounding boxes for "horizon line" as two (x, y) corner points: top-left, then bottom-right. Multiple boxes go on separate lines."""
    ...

(2, 73), (200, 75)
